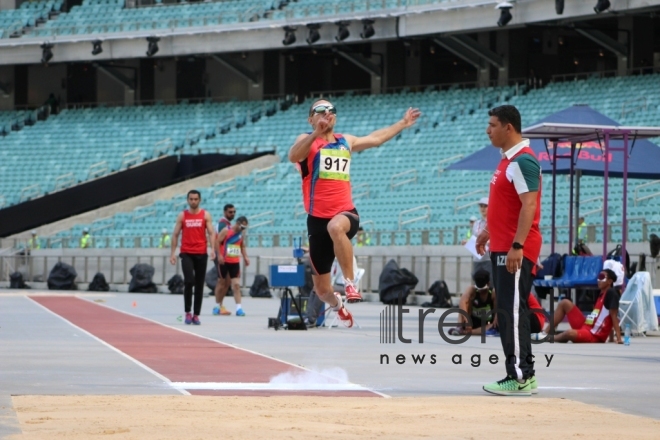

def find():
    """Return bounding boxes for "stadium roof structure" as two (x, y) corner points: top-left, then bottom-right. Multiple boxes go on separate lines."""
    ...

(447, 105), (660, 264)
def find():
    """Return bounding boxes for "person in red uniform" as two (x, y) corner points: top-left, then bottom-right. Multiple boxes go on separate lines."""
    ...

(216, 216), (250, 317)
(170, 190), (216, 325)
(288, 100), (420, 327)
(476, 105), (543, 396)
(213, 204), (236, 316)
(543, 269), (623, 344)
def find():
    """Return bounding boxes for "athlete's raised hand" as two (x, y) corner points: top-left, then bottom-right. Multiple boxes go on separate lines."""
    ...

(314, 113), (335, 135)
(402, 107), (421, 128)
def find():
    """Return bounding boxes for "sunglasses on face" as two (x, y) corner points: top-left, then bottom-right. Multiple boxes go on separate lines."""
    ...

(597, 272), (608, 281)
(240, 224), (247, 230)
(310, 104), (337, 116)
(227, 211), (236, 214)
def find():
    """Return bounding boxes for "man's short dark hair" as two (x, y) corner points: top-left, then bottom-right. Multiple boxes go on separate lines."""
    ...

(187, 189), (201, 199)
(224, 204), (235, 212)
(488, 105), (522, 133)
(473, 269), (490, 289)
(236, 216), (248, 224)
(603, 269), (617, 284)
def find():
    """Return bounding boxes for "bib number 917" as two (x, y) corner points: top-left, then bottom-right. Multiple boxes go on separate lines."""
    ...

(319, 149), (350, 181)
(324, 157), (349, 172)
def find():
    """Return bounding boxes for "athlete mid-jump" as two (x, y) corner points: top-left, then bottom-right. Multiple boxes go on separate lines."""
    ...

(288, 100), (420, 327)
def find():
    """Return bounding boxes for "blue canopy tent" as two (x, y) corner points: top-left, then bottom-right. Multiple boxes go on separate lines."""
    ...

(446, 105), (660, 263)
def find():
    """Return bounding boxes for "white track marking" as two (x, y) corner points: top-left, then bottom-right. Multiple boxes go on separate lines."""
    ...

(26, 296), (189, 396)
(79, 296), (389, 398)
(172, 382), (371, 391)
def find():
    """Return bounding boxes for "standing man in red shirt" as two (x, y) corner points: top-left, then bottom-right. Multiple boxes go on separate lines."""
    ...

(476, 105), (542, 396)
(288, 100), (420, 327)
(213, 204), (235, 316)
(170, 190), (216, 325)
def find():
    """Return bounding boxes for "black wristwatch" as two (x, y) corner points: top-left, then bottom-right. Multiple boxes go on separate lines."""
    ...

(512, 242), (524, 250)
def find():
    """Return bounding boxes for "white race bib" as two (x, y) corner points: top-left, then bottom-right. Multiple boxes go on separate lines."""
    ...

(319, 149), (350, 181)
(227, 244), (241, 257)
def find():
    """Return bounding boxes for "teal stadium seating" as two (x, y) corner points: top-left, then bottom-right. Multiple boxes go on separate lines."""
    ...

(0, 0), (62, 38)
(10, 74), (655, 248)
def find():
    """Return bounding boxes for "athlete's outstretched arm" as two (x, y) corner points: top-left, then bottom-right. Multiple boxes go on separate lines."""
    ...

(169, 212), (183, 265)
(346, 107), (421, 153)
(288, 113), (334, 163)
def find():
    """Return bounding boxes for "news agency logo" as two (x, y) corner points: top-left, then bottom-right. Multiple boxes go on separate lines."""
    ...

(379, 300), (552, 345)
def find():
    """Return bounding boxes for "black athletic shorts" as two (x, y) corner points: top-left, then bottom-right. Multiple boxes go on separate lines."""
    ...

(219, 262), (240, 279)
(307, 208), (359, 275)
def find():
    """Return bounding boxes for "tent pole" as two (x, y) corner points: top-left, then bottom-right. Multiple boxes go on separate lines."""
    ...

(551, 141), (557, 255)
(603, 132), (610, 259)
(568, 142), (575, 254)
(575, 169), (581, 244)
(622, 132), (628, 271)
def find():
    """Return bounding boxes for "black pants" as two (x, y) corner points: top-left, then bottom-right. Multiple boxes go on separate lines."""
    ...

(490, 252), (535, 380)
(180, 253), (207, 315)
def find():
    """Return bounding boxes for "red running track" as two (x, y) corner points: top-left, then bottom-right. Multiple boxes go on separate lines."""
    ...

(31, 296), (379, 397)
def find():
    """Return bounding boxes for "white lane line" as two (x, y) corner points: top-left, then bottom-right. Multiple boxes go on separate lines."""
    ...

(172, 382), (371, 391)
(26, 296), (189, 396)
(80, 297), (389, 398)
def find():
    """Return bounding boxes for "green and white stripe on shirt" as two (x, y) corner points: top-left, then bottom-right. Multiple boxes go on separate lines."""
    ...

(505, 154), (540, 195)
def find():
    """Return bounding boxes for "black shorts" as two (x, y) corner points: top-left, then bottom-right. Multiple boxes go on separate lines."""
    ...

(219, 262), (240, 279)
(307, 208), (359, 275)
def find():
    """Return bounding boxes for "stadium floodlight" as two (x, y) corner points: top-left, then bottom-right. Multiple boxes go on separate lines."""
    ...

(282, 26), (297, 46)
(360, 19), (375, 39)
(306, 24), (321, 45)
(555, 0), (564, 14)
(594, 0), (610, 13)
(146, 37), (160, 57)
(91, 40), (103, 56)
(40, 43), (53, 64)
(335, 21), (350, 42)
(496, 2), (513, 27)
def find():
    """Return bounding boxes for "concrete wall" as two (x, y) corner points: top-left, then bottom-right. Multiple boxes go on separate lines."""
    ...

(0, 0), (15, 10)
(27, 64), (66, 107)
(97, 60), (139, 105)
(207, 52), (264, 102)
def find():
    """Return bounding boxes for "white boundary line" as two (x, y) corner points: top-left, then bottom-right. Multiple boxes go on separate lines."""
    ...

(25, 296), (190, 396)
(78, 296), (389, 398)
(171, 382), (371, 391)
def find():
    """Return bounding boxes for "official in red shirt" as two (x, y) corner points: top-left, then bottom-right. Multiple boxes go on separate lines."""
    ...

(477, 105), (542, 396)
(170, 190), (216, 325)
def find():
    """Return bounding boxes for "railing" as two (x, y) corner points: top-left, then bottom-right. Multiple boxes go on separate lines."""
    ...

(580, 196), (604, 217)
(249, 211), (275, 229)
(254, 165), (276, 184)
(634, 180), (660, 206)
(398, 205), (431, 229)
(437, 154), (463, 175)
(293, 202), (306, 219)
(172, 199), (188, 212)
(90, 217), (115, 233)
(621, 96), (647, 119)
(132, 207), (157, 222)
(87, 160), (109, 180)
(19, 184), (42, 203)
(211, 178), (237, 197)
(120, 149), (142, 169)
(154, 138), (173, 157)
(53, 172), (77, 192)
(390, 169), (417, 190)
(454, 189), (487, 214)
(360, 220), (375, 232)
(185, 128), (205, 146)
(353, 183), (370, 199)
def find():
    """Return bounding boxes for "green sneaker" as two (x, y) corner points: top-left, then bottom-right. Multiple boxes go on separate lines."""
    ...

(483, 376), (532, 396)
(529, 376), (538, 394)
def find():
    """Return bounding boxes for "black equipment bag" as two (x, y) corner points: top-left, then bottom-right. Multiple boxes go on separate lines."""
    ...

(88, 272), (109, 292)
(10, 272), (28, 289)
(167, 274), (184, 294)
(422, 280), (452, 308)
(378, 259), (419, 305)
(128, 263), (157, 293)
(650, 234), (660, 258)
(249, 274), (272, 298)
(47, 262), (77, 290)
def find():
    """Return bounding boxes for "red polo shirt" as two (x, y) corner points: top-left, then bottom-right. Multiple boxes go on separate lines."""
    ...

(487, 139), (542, 264)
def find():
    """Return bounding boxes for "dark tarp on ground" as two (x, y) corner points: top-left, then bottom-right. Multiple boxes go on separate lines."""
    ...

(250, 274), (272, 298)
(378, 259), (419, 305)
(167, 274), (184, 294)
(128, 263), (157, 293)
(88, 272), (110, 292)
(47, 262), (77, 290)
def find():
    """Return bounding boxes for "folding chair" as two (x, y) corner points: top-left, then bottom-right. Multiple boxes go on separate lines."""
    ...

(618, 288), (645, 337)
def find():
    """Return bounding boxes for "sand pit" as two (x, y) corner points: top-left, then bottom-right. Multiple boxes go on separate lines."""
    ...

(9, 395), (660, 439)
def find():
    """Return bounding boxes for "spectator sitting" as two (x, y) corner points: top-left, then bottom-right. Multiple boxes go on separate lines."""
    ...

(80, 228), (91, 248)
(450, 269), (497, 335)
(356, 226), (371, 247)
(159, 228), (171, 248)
(541, 269), (623, 344)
